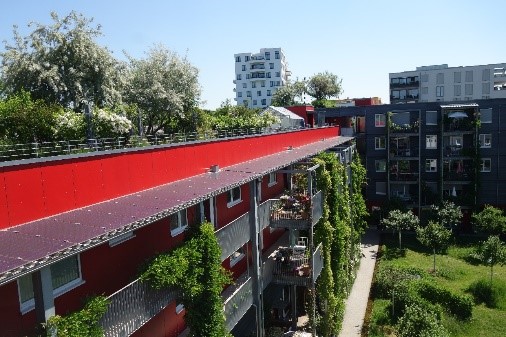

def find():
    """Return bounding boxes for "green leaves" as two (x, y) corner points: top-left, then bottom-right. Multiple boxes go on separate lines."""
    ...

(472, 205), (506, 236)
(306, 71), (342, 101)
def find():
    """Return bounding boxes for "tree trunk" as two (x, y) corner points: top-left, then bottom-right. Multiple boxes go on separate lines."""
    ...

(490, 264), (493, 288)
(433, 248), (436, 272)
(398, 231), (402, 250)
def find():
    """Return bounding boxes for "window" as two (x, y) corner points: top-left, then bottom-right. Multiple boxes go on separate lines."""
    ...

(481, 159), (491, 172)
(465, 83), (473, 96)
(454, 85), (461, 96)
(235, 56), (241, 62)
(246, 91), (251, 97)
(425, 159), (437, 172)
(246, 74), (250, 79)
(266, 72), (271, 78)
(245, 55), (250, 62)
(176, 303), (185, 314)
(170, 209), (188, 236)
(109, 231), (135, 247)
(275, 72), (280, 77)
(241, 65), (246, 71)
(465, 71), (473, 82)
(252, 82), (256, 88)
(265, 52), (270, 60)
(230, 247), (245, 267)
(479, 134), (492, 148)
(257, 90), (261, 97)
(267, 90), (271, 96)
(375, 160), (386, 172)
(426, 111), (437, 125)
(238, 92), (243, 98)
(268, 172), (277, 187)
(253, 100), (257, 106)
(426, 135), (437, 149)
(18, 255), (83, 313)
(375, 114), (386, 127)
(437, 73), (444, 84)
(376, 182), (387, 195)
(270, 63), (274, 69)
(261, 99), (266, 105)
(483, 69), (490, 81)
(482, 83), (490, 95)
(275, 51), (280, 59)
(236, 74), (241, 80)
(227, 186), (242, 207)
(454, 72), (461, 83)
(480, 108), (492, 123)
(242, 83), (247, 88)
(374, 136), (386, 150)
(436, 86), (444, 97)
(276, 81), (280, 86)
(270, 81), (274, 87)
(261, 81), (265, 87)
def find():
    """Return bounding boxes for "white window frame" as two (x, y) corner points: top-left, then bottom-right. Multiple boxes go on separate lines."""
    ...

(374, 137), (386, 150)
(481, 158), (491, 172)
(425, 159), (437, 172)
(170, 209), (188, 236)
(227, 186), (242, 207)
(268, 172), (277, 187)
(18, 255), (84, 314)
(230, 247), (245, 267)
(479, 134), (492, 148)
(109, 231), (135, 247)
(176, 303), (185, 314)
(436, 86), (444, 97)
(426, 135), (437, 149)
(375, 160), (386, 172)
(375, 114), (386, 127)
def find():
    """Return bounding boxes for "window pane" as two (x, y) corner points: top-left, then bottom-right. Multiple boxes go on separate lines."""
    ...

(170, 213), (179, 231)
(51, 256), (79, 290)
(480, 108), (492, 123)
(376, 182), (386, 195)
(18, 274), (34, 303)
(426, 111), (437, 125)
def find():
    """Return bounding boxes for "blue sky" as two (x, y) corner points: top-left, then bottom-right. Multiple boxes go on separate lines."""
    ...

(1, 0), (504, 109)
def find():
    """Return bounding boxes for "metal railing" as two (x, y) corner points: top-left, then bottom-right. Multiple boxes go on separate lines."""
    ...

(100, 278), (178, 337)
(0, 126), (311, 163)
(223, 276), (253, 330)
(270, 191), (322, 230)
(313, 243), (324, 281)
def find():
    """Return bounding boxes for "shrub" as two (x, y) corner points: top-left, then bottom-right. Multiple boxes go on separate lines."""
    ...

(416, 281), (473, 320)
(397, 303), (449, 337)
(467, 278), (506, 309)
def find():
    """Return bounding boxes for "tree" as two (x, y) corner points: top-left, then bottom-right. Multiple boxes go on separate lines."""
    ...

(306, 71), (342, 102)
(123, 45), (201, 135)
(381, 210), (419, 249)
(472, 205), (506, 236)
(416, 221), (452, 272)
(431, 201), (462, 231)
(271, 80), (306, 106)
(397, 304), (449, 337)
(472, 235), (506, 287)
(1, 11), (123, 110)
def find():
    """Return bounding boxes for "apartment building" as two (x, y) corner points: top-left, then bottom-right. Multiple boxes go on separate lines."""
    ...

(389, 63), (506, 104)
(234, 48), (291, 108)
(318, 98), (506, 227)
(0, 127), (353, 337)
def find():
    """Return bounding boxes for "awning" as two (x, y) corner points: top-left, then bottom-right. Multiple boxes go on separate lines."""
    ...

(448, 111), (468, 118)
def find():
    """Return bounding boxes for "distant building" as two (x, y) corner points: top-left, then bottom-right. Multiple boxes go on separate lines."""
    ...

(334, 97), (382, 107)
(234, 48), (291, 108)
(262, 106), (305, 129)
(389, 63), (506, 104)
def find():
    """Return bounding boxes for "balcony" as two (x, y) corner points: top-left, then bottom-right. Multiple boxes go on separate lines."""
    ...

(389, 121), (420, 134)
(443, 116), (475, 133)
(270, 243), (323, 287)
(223, 275), (253, 330)
(390, 172), (419, 182)
(270, 191), (322, 230)
(390, 80), (419, 88)
(389, 148), (419, 158)
(100, 278), (178, 337)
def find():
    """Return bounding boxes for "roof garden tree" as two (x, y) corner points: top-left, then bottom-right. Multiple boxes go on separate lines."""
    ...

(381, 210), (419, 250)
(416, 221), (452, 272)
(0, 11), (123, 111)
(472, 235), (506, 287)
(472, 205), (506, 237)
(123, 45), (201, 135)
(271, 80), (306, 106)
(306, 71), (342, 107)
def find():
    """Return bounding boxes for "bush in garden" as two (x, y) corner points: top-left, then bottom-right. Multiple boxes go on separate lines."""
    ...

(397, 303), (449, 337)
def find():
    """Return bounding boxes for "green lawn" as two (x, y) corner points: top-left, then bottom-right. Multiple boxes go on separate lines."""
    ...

(366, 232), (506, 337)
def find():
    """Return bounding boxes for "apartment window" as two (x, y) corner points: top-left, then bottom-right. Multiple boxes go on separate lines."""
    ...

(454, 72), (461, 83)
(375, 160), (386, 172)
(483, 69), (490, 81)
(376, 182), (387, 195)
(421, 74), (429, 82)
(268, 172), (277, 187)
(246, 74), (250, 79)
(465, 71), (473, 82)
(230, 247), (245, 267)
(270, 81), (274, 87)
(436, 73), (444, 84)
(375, 114), (386, 127)
(257, 90), (261, 97)
(267, 72), (271, 78)
(246, 91), (251, 97)
(245, 55), (250, 62)
(253, 100), (257, 106)
(18, 255), (82, 313)
(465, 83), (473, 96)
(275, 51), (280, 59)
(479, 134), (492, 148)
(241, 65), (246, 71)
(176, 303), (185, 314)
(374, 136), (386, 150)
(252, 82), (257, 88)
(426, 135), (437, 149)
(426, 111), (437, 125)
(261, 81), (265, 87)
(480, 159), (491, 172)
(238, 92), (242, 97)
(276, 81), (280, 86)
(236, 74), (241, 80)
(454, 85), (461, 96)
(480, 108), (492, 123)
(227, 186), (242, 207)
(265, 52), (270, 60)
(242, 83), (247, 88)
(235, 56), (241, 62)
(275, 72), (280, 77)
(109, 231), (135, 247)
(482, 83), (490, 95)
(399, 89), (407, 99)
(267, 90), (271, 96)
(391, 90), (400, 99)
(261, 99), (266, 105)
(421, 87), (428, 95)
(436, 86), (444, 97)
(170, 209), (188, 236)
(270, 63), (274, 69)
(425, 159), (437, 172)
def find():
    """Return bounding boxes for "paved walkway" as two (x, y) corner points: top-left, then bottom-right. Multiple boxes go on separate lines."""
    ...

(339, 227), (380, 337)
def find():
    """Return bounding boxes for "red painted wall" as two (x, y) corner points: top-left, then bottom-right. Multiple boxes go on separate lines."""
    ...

(285, 105), (314, 125)
(132, 301), (186, 337)
(0, 128), (339, 230)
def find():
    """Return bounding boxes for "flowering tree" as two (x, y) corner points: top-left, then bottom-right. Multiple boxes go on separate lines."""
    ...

(93, 108), (132, 139)
(381, 210), (419, 249)
(416, 221), (452, 272)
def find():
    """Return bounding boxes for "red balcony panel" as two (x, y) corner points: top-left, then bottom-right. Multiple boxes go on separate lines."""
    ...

(100, 154), (133, 199)
(40, 162), (77, 216)
(127, 151), (155, 192)
(72, 158), (105, 208)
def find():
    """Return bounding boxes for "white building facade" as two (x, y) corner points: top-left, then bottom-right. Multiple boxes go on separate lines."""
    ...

(234, 48), (290, 108)
(389, 63), (506, 104)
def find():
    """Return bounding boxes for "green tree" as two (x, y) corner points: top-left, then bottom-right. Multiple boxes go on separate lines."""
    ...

(416, 221), (452, 272)
(306, 71), (342, 102)
(271, 80), (306, 106)
(350, 153), (369, 236)
(1, 11), (123, 110)
(472, 205), (506, 236)
(431, 201), (462, 231)
(472, 235), (506, 287)
(124, 45), (201, 135)
(397, 304), (449, 337)
(381, 210), (419, 249)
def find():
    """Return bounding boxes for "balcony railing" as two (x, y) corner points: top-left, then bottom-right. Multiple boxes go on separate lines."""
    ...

(390, 81), (419, 88)
(390, 172), (419, 182)
(443, 170), (473, 181)
(270, 191), (322, 230)
(100, 278), (178, 337)
(272, 247), (312, 286)
(223, 275), (253, 330)
(390, 148), (419, 157)
(389, 122), (420, 134)
(312, 243), (324, 281)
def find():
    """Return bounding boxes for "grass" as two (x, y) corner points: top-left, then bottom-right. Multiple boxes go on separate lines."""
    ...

(366, 232), (506, 337)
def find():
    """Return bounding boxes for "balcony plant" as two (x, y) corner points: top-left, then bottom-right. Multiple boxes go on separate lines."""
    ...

(273, 190), (311, 220)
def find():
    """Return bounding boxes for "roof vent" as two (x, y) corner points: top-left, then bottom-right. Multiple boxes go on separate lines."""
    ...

(287, 146), (293, 151)
(210, 164), (220, 173)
